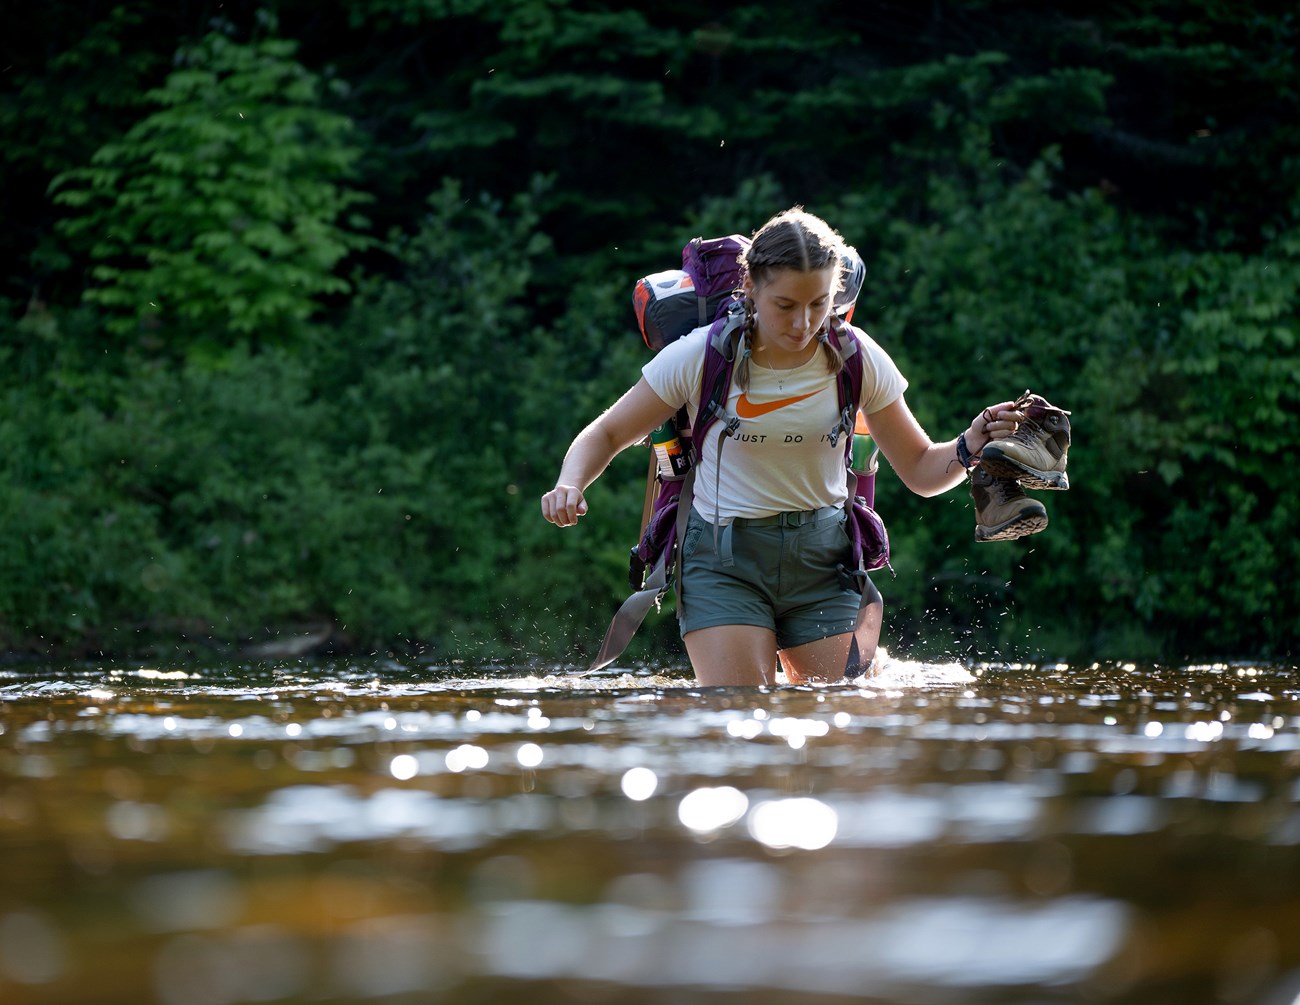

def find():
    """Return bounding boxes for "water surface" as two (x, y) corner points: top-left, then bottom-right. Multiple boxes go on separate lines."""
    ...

(2, 654), (1298, 1004)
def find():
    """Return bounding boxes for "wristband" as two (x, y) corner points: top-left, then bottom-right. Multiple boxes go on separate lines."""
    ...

(956, 432), (975, 470)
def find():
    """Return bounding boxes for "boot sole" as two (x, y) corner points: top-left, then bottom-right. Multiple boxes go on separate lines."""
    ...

(978, 450), (1070, 491)
(975, 510), (1048, 543)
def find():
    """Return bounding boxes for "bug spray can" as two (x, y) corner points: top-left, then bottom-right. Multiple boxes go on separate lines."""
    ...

(650, 421), (689, 479)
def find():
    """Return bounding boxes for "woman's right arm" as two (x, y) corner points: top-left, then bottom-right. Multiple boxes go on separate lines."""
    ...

(540, 377), (678, 527)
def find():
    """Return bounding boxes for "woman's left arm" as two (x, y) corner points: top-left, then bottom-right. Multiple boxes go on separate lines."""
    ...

(866, 395), (1022, 497)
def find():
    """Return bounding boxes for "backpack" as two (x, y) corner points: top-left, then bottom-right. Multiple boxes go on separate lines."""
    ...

(587, 235), (889, 673)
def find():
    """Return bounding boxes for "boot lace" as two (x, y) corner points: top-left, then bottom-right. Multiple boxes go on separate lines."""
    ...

(1008, 388), (1069, 445)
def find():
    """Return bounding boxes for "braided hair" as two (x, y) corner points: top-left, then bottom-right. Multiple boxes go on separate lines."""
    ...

(735, 207), (847, 392)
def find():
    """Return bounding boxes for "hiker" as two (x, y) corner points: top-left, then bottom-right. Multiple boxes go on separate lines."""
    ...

(541, 207), (1024, 686)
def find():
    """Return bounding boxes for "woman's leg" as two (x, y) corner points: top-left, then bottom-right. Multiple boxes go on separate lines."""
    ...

(685, 624), (780, 686)
(778, 631), (855, 684)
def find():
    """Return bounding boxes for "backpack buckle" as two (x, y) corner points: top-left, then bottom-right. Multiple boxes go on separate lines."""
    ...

(828, 405), (853, 448)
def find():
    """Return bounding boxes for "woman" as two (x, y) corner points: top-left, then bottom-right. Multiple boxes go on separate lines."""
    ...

(541, 208), (1021, 686)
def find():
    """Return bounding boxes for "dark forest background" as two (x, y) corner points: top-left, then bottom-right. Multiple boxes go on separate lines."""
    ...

(1, 1), (1296, 665)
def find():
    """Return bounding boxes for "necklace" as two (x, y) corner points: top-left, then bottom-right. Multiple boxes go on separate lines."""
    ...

(754, 347), (814, 391)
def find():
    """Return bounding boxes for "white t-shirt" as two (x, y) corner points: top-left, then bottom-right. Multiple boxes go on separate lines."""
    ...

(642, 324), (908, 522)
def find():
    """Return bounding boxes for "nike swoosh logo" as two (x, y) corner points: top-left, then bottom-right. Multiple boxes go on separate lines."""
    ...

(735, 389), (822, 418)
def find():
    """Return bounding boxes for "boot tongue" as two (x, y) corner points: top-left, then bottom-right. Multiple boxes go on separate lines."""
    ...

(1012, 390), (1048, 422)
(1015, 390), (1071, 419)
(1023, 398), (1050, 422)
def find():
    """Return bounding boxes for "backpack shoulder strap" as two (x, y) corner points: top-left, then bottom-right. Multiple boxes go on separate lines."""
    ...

(691, 298), (745, 448)
(691, 310), (865, 454)
(833, 316), (865, 397)
(586, 469), (696, 674)
(828, 316), (865, 451)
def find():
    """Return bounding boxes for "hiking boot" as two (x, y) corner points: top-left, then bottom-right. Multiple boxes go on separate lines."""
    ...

(978, 389), (1071, 490)
(970, 466), (1048, 542)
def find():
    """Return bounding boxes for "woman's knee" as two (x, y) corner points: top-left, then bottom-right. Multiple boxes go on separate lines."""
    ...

(685, 624), (778, 686)
(779, 632), (854, 684)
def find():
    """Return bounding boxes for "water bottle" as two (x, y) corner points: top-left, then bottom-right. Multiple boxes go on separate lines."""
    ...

(650, 421), (689, 479)
(851, 431), (878, 477)
(850, 412), (878, 508)
(850, 411), (878, 476)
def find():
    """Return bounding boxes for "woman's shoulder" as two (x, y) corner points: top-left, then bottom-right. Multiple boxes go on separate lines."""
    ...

(668, 324), (712, 352)
(647, 325), (711, 367)
(842, 322), (908, 408)
(844, 321), (888, 353)
(642, 325), (711, 401)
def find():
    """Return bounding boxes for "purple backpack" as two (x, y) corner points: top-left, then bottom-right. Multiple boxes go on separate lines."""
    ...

(588, 236), (888, 672)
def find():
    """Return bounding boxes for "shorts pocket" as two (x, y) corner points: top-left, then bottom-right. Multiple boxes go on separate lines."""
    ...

(816, 512), (853, 555)
(682, 514), (705, 560)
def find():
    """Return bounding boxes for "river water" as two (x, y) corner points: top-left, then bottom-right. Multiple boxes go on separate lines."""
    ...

(1, 653), (1298, 1005)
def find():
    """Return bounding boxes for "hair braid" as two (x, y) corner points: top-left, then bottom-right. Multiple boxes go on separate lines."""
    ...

(737, 294), (756, 392)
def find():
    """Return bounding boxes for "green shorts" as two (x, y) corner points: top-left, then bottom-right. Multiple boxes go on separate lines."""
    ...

(678, 505), (861, 649)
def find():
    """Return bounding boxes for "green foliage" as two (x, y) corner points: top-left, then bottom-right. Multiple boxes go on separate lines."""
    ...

(0, 5), (170, 290)
(2, 1), (1299, 662)
(48, 18), (371, 351)
(0, 6), (159, 177)
(0, 180), (561, 655)
(311, 179), (561, 651)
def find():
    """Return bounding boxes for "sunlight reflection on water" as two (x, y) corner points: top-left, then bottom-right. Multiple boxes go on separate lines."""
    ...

(1, 654), (1298, 1004)
(477, 889), (1130, 992)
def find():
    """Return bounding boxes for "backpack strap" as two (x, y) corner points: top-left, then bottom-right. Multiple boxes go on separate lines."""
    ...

(826, 315), (863, 454)
(690, 304), (748, 564)
(694, 305), (862, 447)
(585, 309), (744, 673)
(586, 468), (696, 673)
(691, 299), (745, 446)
